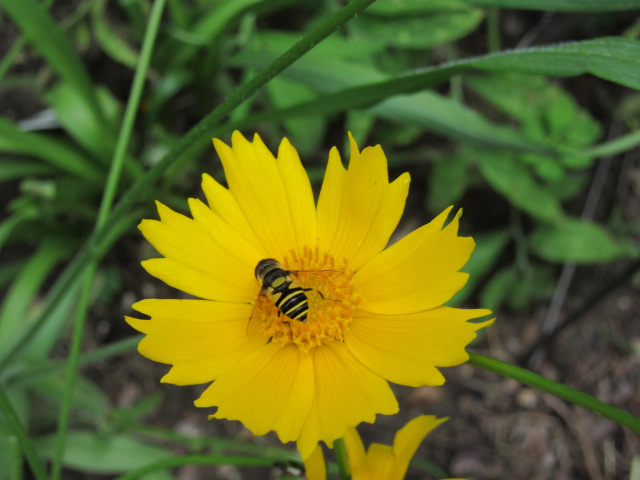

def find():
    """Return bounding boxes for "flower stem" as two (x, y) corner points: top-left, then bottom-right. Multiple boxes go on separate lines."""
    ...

(334, 438), (351, 480)
(467, 353), (640, 434)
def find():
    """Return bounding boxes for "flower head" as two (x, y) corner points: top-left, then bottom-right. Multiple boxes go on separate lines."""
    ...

(305, 415), (461, 480)
(126, 131), (492, 458)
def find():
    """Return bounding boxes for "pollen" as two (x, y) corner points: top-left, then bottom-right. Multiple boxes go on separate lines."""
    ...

(255, 246), (359, 352)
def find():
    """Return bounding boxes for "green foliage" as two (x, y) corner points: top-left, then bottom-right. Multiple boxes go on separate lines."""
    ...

(0, 0), (639, 478)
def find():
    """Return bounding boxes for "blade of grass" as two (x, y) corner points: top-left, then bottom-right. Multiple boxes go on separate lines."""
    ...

(0, 388), (47, 480)
(50, 0), (168, 478)
(0, 0), (378, 372)
(0, 0), (106, 125)
(467, 353), (640, 434)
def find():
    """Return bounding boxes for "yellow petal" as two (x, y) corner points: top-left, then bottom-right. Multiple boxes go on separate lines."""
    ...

(317, 146), (347, 257)
(354, 208), (474, 315)
(343, 427), (366, 472)
(391, 415), (447, 477)
(213, 132), (298, 259)
(195, 343), (315, 444)
(346, 307), (493, 386)
(277, 137), (317, 250)
(317, 135), (409, 270)
(125, 299), (263, 385)
(139, 202), (256, 302)
(296, 342), (398, 459)
(201, 173), (263, 250)
(304, 444), (327, 480)
(363, 444), (395, 480)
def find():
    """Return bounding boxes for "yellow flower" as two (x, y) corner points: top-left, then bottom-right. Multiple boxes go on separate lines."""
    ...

(305, 415), (463, 480)
(126, 131), (492, 459)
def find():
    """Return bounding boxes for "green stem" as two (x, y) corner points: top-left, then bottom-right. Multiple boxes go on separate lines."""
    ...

(334, 438), (351, 480)
(0, 0), (377, 371)
(0, 388), (48, 480)
(112, 455), (288, 480)
(467, 353), (640, 434)
(50, 1), (167, 479)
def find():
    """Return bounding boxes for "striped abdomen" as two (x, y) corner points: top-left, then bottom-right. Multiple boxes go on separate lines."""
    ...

(255, 259), (309, 322)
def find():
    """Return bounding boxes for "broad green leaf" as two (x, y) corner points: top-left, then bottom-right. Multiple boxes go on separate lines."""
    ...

(530, 219), (628, 263)
(508, 264), (556, 310)
(428, 148), (470, 212)
(450, 229), (511, 305)
(28, 373), (110, 425)
(463, 0), (640, 12)
(480, 266), (517, 311)
(266, 77), (325, 156)
(354, 8), (484, 49)
(475, 151), (564, 222)
(0, 0), (105, 125)
(231, 37), (640, 136)
(35, 432), (173, 474)
(0, 117), (103, 183)
(368, 0), (471, 15)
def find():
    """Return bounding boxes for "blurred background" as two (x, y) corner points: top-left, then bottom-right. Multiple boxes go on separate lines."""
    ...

(0, 0), (639, 478)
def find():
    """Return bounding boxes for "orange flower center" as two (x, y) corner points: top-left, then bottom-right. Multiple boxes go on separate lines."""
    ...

(252, 246), (359, 352)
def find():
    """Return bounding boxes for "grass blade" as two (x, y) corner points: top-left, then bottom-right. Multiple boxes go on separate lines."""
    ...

(462, 0), (640, 11)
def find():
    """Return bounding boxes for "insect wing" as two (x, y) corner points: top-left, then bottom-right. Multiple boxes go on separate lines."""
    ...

(246, 290), (266, 338)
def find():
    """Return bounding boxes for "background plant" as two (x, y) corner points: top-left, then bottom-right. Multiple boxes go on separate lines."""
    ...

(0, 0), (639, 478)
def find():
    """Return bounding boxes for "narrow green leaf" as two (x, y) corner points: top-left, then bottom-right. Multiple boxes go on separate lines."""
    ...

(0, 117), (103, 183)
(475, 151), (564, 222)
(0, 0), (105, 124)
(530, 218), (628, 263)
(36, 432), (174, 474)
(0, 159), (57, 181)
(463, 0), (640, 12)
(0, 430), (21, 480)
(480, 266), (517, 311)
(91, 0), (139, 68)
(0, 207), (38, 253)
(0, 237), (74, 345)
(368, 0), (472, 15)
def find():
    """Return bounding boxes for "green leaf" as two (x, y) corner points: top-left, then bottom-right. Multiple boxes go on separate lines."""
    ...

(0, 237), (74, 346)
(368, 0), (472, 15)
(91, 0), (139, 69)
(266, 77), (325, 156)
(0, 0), (105, 125)
(35, 432), (174, 474)
(476, 151), (564, 222)
(354, 8), (484, 49)
(450, 229), (511, 305)
(0, 117), (103, 183)
(0, 430), (21, 480)
(480, 266), (517, 311)
(45, 83), (118, 161)
(530, 218), (628, 263)
(0, 159), (56, 181)
(29, 373), (111, 425)
(427, 148), (470, 212)
(0, 207), (38, 253)
(462, 0), (640, 12)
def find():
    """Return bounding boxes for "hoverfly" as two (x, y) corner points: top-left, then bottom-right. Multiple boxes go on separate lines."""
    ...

(248, 258), (332, 337)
